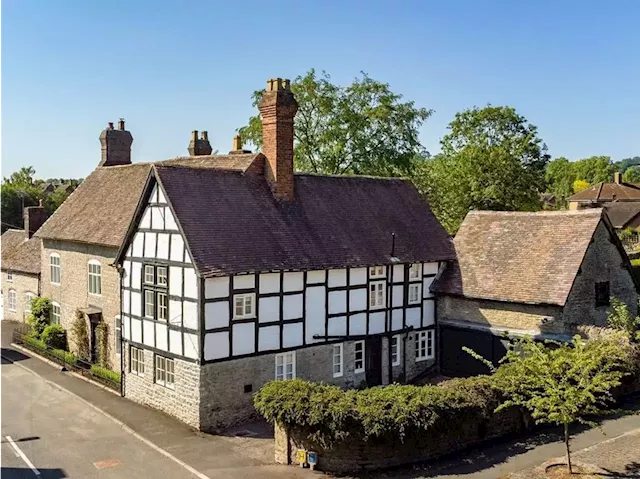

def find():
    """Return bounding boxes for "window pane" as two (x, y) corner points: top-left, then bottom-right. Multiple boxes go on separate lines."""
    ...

(144, 266), (154, 284)
(245, 296), (252, 315)
(145, 290), (155, 317)
(157, 267), (167, 286)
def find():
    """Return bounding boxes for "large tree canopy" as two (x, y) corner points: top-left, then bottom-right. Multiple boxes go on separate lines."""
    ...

(414, 106), (549, 234)
(237, 69), (432, 176)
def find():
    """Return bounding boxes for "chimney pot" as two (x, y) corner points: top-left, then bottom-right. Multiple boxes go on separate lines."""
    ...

(188, 129), (212, 156)
(201, 131), (209, 141)
(118, 118), (125, 130)
(108, 122), (114, 130)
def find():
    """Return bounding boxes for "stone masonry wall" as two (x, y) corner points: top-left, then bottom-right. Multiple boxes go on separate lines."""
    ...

(199, 336), (435, 432)
(1, 272), (39, 322)
(123, 345), (200, 429)
(564, 221), (638, 327)
(438, 296), (565, 333)
(41, 239), (121, 369)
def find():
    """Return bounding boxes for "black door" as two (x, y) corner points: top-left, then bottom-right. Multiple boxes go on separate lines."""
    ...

(90, 321), (98, 363)
(365, 336), (383, 386)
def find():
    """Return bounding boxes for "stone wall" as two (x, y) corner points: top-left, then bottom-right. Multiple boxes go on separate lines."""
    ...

(123, 345), (200, 429)
(199, 334), (435, 432)
(41, 239), (121, 369)
(438, 296), (564, 333)
(274, 407), (525, 473)
(1, 272), (39, 322)
(564, 221), (638, 327)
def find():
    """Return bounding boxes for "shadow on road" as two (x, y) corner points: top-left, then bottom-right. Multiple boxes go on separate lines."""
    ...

(1, 348), (30, 365)
(1, 467), (66, 478)
(600, 460), (640, 478)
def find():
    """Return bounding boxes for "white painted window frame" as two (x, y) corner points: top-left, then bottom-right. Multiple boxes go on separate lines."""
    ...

(144, 265), (155, 284)
(155, 355), (175, 389)
(408, 283), (421, 305)
(6, 271), (13, 282)
(332, 343), (344, 378)
(354, 340), (365, 373)
(391, 335), (402, 366)
(50, 253), (61, 285)
(369, 266), (385, 278)
(409, 263), (421, 280)
(7, 289), (17, 312)
(156, 266), (168, 286)
(130, 346), (145, 376)
(88, 260), (102, 296)
(144, 290), (155, 319)
(24, 292), (35, 314)
(275, 351), (296, 380)
(415, 330), (434, 362)
(369, 281), (386, 309)
(51, 301), (61, 324)
(234, 293), (255, 319)
(115, 316), (122, 356)
(157, 292), (168, 321)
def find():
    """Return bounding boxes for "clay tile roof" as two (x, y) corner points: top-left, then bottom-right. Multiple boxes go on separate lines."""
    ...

(35, 154), (261, 248)
(1, 235), (42, 274)
(568, 181), (640, 202)
(432, 209), (605, 306)
(154, 167), (455, 277)
(2, 230), (25, 259)
(602, 202), (640, 229)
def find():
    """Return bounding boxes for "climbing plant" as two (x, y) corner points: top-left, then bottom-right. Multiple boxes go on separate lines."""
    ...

(95, 322), (110, 368)
(71, 310), (90, 360)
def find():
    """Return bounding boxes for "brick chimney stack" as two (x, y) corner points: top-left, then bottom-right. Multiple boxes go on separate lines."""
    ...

(614, 172), (622, 184)
(188, 130), (213, 156)
(24, 200), (48, 239)
(99, 119), (133, 167)
(259, 78), (298, 201)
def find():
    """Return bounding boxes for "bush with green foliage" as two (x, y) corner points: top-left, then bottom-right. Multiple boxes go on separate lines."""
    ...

(90, 365), (121, 385)
(27, 296), (51, 338)
(22, 335), (47, 352)
(254, 376), (499, 448)
(41, 324), (67, 350)
(607, 297), (640, 342)
(95, 322), (110, 368)
(71, 310), (90, 360)
(49, 348), (77, 366)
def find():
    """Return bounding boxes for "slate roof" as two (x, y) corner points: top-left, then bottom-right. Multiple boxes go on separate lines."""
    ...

(602, 202), (640, 229)
(432, 209), (607, 306)
(568, 181), (640, 203)
(35, 154), (261, 248)
(1, 230), (41, 275)
(153, 166), (455, 278)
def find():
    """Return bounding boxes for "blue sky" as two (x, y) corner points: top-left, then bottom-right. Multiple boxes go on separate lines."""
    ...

(2, 0), (639, 179)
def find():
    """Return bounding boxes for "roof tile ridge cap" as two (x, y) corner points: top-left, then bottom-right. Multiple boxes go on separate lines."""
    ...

(293, 172), (406, 181)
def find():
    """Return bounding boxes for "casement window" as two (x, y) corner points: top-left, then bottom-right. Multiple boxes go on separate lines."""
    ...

(50, 254), (61, 285)
(391, 335), (402, 366)
(275, 352), (296, 380)
(88, 260), (102, 295)
(51, 302), (61, 325)
(595, 281), (610, 307)
(408, 283), (421, 305)
(25, 293), (35, 314)
(143, 264), (169, 321)
(115, 316), (122, 355)
(369, 266), (385, 278)
(7, 289), (17, 312)
(130, 346), (145, 376)
(409, 263), (421, 280)
(369, 281), (386, 308)
(354, 340), (365, 373)
(415, 330), (434, 362)
(6, 271), (13, 282)
(155, 355), (175, 388)
(234, 294), (255, 319)
(332, 343), (343, 378)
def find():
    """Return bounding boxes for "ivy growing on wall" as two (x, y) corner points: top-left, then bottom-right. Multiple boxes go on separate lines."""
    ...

(95, 322), (110, 369)
(71, 310), (90, 360)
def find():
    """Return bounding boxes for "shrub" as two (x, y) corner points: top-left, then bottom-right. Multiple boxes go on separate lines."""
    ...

(71, 310), (90, 360)
(90, 365), (121, 385)
(27, 297), (51, 338)
(22, 335), (47, 352)
(50, 348), (77, 366)
(41, 324), (67, 350)
(95, 322), (110, 368)
(253, 376), (500, 448)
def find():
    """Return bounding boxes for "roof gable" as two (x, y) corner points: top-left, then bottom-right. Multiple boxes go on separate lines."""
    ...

(433, 209), (612, 306)
(569, 181), (640, 202)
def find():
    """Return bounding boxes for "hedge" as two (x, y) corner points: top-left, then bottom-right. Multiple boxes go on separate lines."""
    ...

(254, 376), (499, 448)
(41, 324), (67, 350)
(90, 365), (121, 385)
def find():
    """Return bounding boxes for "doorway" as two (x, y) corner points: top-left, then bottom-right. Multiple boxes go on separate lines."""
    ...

(365, 336), (382, 386)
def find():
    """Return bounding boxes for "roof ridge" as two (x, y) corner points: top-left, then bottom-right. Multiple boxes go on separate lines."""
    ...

(468, 209), (603, 217)
(295, 172), (408, 182)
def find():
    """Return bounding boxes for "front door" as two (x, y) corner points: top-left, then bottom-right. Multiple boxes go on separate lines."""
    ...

(90, 321), (98, 363)
(365, 336), (383, 386)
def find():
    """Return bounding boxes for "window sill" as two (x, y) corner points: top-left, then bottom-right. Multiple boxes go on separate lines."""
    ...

(88, 293), (102, 297)
(392, 361), (401, 367)
(369, 305), (386, 311)
(51, 282), (61, 286)
(333, 372), (344, 378)
(354, 368), (365, 374)
(416, 356), (433, 363)
(233, 315), (256, 320)
(408, 301), (421, 306)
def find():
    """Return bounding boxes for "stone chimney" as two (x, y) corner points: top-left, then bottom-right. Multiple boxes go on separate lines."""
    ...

(99, 119), (133, 167)
(24, 200), (48, 239)
(614, 172), (622, 184)
(230, 135), (251, 154)
(188, 130), (213, 156)
(259, 78), (298, 201)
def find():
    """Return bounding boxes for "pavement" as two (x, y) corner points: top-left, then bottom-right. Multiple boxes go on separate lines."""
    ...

(2, 319), (639, 479)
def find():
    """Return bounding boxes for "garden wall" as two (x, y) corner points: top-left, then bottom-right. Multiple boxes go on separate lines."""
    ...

(275, 406), (527, 473)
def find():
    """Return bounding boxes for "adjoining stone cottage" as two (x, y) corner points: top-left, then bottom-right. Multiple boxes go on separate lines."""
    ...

(113, 77), (456, 431)
(432, 209), (638, 377)
(1, 202), (48, 322)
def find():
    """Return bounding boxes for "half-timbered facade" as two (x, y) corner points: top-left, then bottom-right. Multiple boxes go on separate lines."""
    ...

(115, 77), (455, 430)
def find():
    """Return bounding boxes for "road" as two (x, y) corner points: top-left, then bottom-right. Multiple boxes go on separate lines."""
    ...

(1, 355), (200, 478)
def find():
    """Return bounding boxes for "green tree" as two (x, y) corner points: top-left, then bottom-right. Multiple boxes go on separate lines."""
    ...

(491, 335), (632, 474)
(615, 156), (640, 173)
(607, 297), (640, 342)
(414, 106), (549, 233)
(623, 165), (640, 184)
(545, 157), (576, 208)
(237, 69), (432, 176)
(27, 297), (52, 338)
(573, 156), (615, 184)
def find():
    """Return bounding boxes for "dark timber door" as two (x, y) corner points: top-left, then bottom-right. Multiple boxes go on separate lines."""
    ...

(90, 321), (98, 363)
(365, 336), (383, 386)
